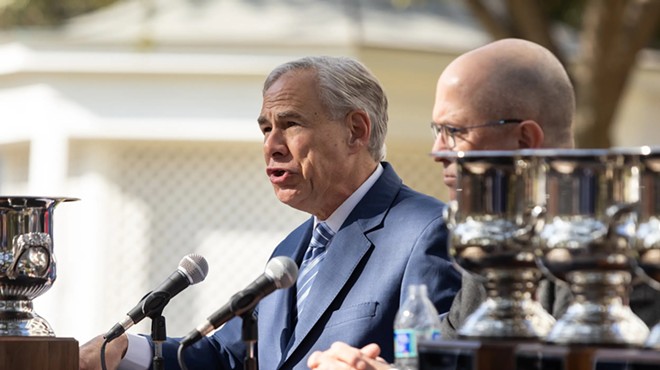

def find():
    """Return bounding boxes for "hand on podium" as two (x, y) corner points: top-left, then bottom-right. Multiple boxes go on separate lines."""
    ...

(308, 342), (390, 370)
(79, 334), (128, 370)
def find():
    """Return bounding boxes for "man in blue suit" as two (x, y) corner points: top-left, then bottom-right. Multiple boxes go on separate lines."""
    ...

(79, 56), (461, 370)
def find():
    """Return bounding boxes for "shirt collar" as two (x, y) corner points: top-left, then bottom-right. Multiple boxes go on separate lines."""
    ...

(314, 163), (384, 233)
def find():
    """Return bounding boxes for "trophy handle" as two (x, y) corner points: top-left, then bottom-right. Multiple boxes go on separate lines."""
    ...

(513, 205), (545, 243)
(8, 232), (53, 280)
(443, 200), (458, 231)
(604, 202), (638, 241)
(529, 205), (565, 285)
(528, 205), (546, 239)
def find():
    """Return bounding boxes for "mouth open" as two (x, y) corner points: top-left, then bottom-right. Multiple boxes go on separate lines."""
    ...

(267, 168), (290, 183)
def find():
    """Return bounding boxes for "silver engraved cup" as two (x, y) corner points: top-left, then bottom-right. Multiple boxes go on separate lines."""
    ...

(441, 150), (554, 339)
(533, 149), (648, 346)
(629, 147), (660, 348)
(0, 196), (78, 336)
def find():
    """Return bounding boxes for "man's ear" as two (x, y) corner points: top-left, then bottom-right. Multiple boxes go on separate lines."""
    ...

(518, 120), (544, 149)
(346, 110), (371, 152)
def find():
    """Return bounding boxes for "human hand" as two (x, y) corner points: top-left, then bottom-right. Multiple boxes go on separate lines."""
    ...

(308, 341), (390, 370)
(79, 334), (128, 370)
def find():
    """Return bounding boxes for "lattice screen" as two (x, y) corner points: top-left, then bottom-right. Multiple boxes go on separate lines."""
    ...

(386, 142), (450, 202)
(69, 140), (308, 338)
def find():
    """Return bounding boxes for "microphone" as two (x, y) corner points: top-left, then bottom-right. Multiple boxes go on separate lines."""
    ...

(104, 253), (209, 342)
(180, 256), (297, 347)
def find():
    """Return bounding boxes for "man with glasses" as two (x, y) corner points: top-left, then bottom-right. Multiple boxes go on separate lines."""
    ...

(428, 37), (575, 336)
(306, 38), (577, 370)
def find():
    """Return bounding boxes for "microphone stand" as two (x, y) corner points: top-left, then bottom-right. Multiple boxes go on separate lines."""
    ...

(151, 309), (167, 370)
(242, 309), (258, 370)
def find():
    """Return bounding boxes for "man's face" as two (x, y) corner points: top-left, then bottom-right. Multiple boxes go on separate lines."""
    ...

(430, 69), (520, 200)
(258, 69), (354, 217)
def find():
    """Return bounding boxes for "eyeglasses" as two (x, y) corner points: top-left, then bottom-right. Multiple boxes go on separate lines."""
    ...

(430, 119), (523, 149)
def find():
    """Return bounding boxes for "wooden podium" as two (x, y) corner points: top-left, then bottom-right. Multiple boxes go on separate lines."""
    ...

(515, 343), (660, 370)
(419, 339), (660, 370)
(419, 339), (524, 370)
(0, 337), (78, 370)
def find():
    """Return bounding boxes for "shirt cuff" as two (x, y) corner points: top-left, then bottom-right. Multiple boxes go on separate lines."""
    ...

(118, 333), (152, 370)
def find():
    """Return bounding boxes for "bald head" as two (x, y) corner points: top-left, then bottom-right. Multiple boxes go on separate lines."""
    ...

(437, 38), (575, 148)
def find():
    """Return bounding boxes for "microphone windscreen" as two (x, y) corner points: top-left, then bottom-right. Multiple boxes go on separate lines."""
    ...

(265, 256), (298, 289)
(179, 253), (209, 284)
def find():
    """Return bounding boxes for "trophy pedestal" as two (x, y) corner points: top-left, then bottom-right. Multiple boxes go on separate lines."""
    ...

(515, 343), (660, 370)
(0, 337), (78, 370)
(418, 339), (524, 370)
(419, 340), (660, 370)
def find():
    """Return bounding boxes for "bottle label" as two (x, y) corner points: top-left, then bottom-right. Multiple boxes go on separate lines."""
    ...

(394, 329), (417, 358)
(430, 329), (441, 341)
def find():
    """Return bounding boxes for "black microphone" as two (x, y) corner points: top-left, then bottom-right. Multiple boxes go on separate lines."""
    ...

(180, 256), (297, 347)
(104, 253), (209, 342)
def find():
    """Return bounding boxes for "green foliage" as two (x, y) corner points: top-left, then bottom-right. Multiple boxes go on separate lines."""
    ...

(0, 0), (119, 28)
(542, 0), (587, 29)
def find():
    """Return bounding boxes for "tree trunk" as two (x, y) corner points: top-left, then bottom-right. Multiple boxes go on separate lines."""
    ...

(574, 0), (659, 148)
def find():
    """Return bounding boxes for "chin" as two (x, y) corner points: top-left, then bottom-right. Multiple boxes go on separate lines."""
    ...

(275, 190), (306, 211)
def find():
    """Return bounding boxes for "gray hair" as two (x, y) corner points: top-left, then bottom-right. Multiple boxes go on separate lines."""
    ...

(263, 56), (388, 161)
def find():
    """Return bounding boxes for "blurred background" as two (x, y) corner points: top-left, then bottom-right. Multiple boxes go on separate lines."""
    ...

(0, 0), (657, 343)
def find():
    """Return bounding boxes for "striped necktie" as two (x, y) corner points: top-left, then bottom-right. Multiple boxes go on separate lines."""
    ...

(296, 222), (335, 317)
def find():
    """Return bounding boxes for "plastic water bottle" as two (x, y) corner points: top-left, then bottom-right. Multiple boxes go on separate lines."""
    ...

(393, 284), (442, 370)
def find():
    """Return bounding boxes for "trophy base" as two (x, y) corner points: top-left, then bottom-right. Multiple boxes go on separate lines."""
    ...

(547, 302), (649, 346)
(516, 343), (660, 370)
(418, 338), (524, 370)
(645, 322), (660, 348)
(457, 297), (555, 339)
(419, 340), (660, 370)
(0, 300), (55, 336)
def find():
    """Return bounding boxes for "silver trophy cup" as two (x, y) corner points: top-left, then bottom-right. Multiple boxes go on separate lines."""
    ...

(441, 150), (554, 339)
(532, 149), (648, 346)
(628, 146), (660, 348)
(0, 196), (77, 336)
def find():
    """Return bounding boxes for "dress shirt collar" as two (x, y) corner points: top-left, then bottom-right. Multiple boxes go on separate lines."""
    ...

(314, 163), (384, 233)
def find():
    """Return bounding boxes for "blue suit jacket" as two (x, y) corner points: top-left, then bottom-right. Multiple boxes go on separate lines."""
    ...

(159, 162), (461, 370)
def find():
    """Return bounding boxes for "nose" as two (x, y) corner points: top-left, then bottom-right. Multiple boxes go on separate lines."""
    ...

(431, 132), (451, 153)
(264, 128), (289, 159)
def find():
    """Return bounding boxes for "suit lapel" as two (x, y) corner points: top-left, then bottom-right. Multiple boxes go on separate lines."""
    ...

(258, 219), (313, 370)
(283, 222), (373, 357)
(278, 163), (403, 366)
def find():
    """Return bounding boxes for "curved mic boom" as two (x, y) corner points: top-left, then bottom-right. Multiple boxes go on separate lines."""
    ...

(104, 253), (209, 342)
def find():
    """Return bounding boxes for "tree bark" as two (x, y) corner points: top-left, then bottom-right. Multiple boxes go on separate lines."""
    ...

(574, 0), (660, 148)
(505, 0), (565, 65)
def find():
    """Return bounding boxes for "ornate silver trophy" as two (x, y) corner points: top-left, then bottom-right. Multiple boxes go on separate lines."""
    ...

(532, 149), (648, 346)
(441, 150), (555, 339)
(629, 146), (660, 348)
(0, 196), (77, 336)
